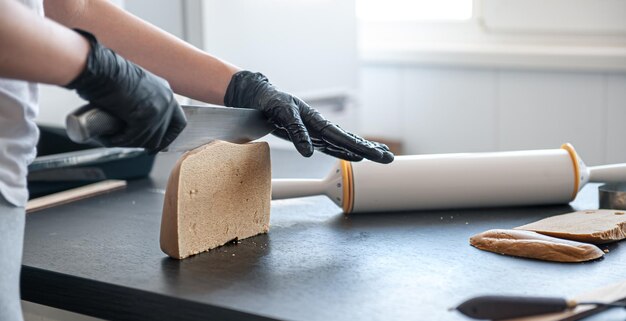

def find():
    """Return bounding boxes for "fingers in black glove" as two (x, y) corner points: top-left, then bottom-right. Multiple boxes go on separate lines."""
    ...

(298, 104), (394, 163)
(274, 128), (364, 162)
(319, 145), (365, 162)
(225, 72), (314, 157)
(224, 71), (394, 164)
(157, 103), (187, 151)
(64, 29), (186, 152)
(265, 102), (314, 157)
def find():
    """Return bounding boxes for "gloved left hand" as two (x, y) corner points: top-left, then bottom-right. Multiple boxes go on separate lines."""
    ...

(224, 71), (394, 164)
(64, 29), (186, 152)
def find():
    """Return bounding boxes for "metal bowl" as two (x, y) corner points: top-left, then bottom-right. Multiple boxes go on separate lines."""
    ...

(599, 183), (626, 210)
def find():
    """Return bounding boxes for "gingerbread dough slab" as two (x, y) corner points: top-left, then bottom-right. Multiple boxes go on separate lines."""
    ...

(515, 209), (626, 244)
(160, 140), (271, 259)
(470, 229), (604, 263)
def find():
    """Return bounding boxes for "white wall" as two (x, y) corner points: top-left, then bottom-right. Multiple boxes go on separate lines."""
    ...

(359, 65), (626, 165)
(201, 0), (357, 97)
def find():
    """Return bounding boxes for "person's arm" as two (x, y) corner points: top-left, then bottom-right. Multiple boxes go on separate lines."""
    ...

(44, 0), (239, 105)
(44, 0), (394, 163)
(0, 0), (186, 152)
(0, 0), (88, 85)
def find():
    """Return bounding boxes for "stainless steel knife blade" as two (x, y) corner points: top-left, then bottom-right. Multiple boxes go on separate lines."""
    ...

(65, 104), (275, 152)
(163, 105), (275, 152)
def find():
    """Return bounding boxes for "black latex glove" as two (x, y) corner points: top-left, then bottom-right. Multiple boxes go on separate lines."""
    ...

(224, 71), (394, 164)
(64, 29), (186, 152)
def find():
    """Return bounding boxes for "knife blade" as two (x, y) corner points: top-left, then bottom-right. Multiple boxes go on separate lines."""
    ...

(65, 104), (275, 152)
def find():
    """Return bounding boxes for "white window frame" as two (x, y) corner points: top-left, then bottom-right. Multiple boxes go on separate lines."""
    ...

(359, 0), (626, 72)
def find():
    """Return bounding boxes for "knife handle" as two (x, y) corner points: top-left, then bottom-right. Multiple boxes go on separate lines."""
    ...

(66, 105), (123, 143)
(455, 295), (569, 320)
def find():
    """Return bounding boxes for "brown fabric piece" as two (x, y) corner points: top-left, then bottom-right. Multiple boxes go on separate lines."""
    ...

(470, 229), (604, 263)
(515, 209), (626, 244)
(160, 140), (271, 259)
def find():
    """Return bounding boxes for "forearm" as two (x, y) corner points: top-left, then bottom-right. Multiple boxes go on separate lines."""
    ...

(45, 0), (240, 105)
(0, 0), (88, 85)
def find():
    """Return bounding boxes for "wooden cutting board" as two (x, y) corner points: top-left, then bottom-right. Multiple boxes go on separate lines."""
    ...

(26, 180), (127, 213)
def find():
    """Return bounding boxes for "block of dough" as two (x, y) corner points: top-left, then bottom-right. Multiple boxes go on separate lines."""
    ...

(470, 229), (604, 263)
(160, 140), (271, 259)
(515, 209), (626, 244)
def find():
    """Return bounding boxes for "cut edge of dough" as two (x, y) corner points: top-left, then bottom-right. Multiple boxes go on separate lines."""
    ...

(160, 148), (189, 259)
(160, 142), (235, 259)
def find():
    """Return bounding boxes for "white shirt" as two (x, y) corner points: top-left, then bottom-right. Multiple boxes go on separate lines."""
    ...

(0, 0), (44, 207)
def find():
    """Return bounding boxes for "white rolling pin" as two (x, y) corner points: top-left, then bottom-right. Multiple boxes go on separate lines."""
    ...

(271, 143), (626, 213)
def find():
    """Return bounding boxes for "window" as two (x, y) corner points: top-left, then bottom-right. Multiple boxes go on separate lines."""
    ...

(357, 0), (626, 71)
(356, 0), (473, 21)
(481, 0), (626, 34)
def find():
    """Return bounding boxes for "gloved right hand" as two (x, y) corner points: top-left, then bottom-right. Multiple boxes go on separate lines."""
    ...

(224, 71), (394, 164)
(64, 29), (186, 152)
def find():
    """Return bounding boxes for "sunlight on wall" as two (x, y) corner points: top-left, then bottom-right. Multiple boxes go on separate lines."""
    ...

(356, 0), (472, 21)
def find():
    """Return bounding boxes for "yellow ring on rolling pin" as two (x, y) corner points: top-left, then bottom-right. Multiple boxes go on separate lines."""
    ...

(561, 143), (580, 200)
(340, 160), (354, 214)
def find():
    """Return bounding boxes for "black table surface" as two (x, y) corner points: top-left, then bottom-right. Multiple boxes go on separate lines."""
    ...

(22, 149), (626, 321)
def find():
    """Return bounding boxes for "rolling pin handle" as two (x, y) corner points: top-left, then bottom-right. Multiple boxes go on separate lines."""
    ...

(271, 161), (346, 208)
(271, 179), (327, 200)
(588, 164), (626, 183)
(65, 105), (123, 143)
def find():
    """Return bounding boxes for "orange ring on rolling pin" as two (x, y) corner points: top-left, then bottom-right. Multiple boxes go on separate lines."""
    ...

(561, 143), (580, 200)
(340, 160), (354, 214)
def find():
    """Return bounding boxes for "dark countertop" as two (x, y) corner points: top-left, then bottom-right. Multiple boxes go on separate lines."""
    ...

(22, 149), (626, 321)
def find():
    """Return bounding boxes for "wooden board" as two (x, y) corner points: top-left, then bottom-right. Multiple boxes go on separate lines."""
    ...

(26, 180), (127, 214)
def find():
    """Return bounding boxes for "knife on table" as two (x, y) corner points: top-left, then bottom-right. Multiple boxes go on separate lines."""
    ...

(65, 104), (275, 151)
(453, 295), (626, 320)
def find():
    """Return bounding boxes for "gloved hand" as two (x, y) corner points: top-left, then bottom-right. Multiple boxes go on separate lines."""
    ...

(224, 71), (394, 164)
(64, 29), (186, 152)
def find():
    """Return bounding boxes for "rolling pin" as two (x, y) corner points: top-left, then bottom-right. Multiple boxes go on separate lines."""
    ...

(272, 143), (626, 213)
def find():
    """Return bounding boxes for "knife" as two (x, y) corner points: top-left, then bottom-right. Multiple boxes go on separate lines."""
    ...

(65, 104), (275, 152)
(453, 295), (626, 320)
